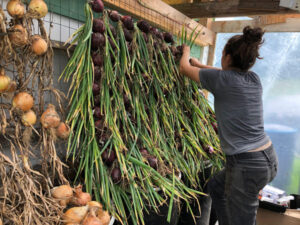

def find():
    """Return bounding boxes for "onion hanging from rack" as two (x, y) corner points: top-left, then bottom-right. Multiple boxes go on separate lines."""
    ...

(28, 0), (48, 19)
(7, 0), (25, 18)
(40, 104), (61, 128)
(21, 110), (37, 127)
(56, 122), (70, 139)
(9, 24), (28, 47)
(0, 68), (11, 93)
(31, 35), (48, 55)
(12, 92), (34, 111)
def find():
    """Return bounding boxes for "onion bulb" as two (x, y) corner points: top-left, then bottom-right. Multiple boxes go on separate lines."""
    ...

(82, 208), (103, 225)
(51, 185), (73, 199)
(21, 110), (37, 127)
(0, 68), (11, 93)
(28, 0), (48, 19)
(12, 92), (34, 111)
(7, 0), (25, 18)
(98, 210), (110, 225)
(87, 201), (103, 210)
(31, 35), (48, 55)
(56, 122), (70, 139)
(71, 185), (92, 206)
(9, 24), (28, 47)
(40, 104), (61, 128)
(63, 206), (89, 224)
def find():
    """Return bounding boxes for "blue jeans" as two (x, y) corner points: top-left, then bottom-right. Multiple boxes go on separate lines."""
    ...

(207, 145), (278, 225)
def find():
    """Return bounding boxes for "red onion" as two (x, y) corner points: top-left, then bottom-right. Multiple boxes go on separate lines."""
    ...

(94, 107), (102, 119)
(140, 148), (148, 155)
(94, 66), (101, 81)
(92, 52), (103, 67)
(163, 32), (174, 43)
(92, 18), (105, 33)
(109, 24), (117, 38)
(143, 33), (148, 43)
(95, 120), (103, 130)
(92, 83), (100, 95)
(102, 149), (116, 165)
(121, 16), (134, 30)
(111, 167), (122, 183)
(147, 156), (158, 170)
(108, 37), (116, 50)
(90, 0), (104, 13)
(92, 33), (105, 49)
(109, 10), (120, 22)
(123, 28), (133, 42)
(94, 95), (100, 106)
(137, 20), (150, 33)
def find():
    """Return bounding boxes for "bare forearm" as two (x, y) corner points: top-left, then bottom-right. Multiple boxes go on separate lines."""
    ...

(179, 52), (200, 82)
(192, 60), (221, 70)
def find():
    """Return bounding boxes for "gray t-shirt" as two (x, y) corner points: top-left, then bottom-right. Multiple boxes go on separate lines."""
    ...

(199, 69), (270, 155)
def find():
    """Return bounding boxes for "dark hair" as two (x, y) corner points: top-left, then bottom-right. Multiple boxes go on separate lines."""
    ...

(224, 26), (265, 71)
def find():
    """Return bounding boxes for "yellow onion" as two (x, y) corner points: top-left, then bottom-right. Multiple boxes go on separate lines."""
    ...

(87, 201), (103, 210)
(63, 206), (89, 224)
(12, 92), (34, 111)
(31, 35), (48, 55)
(51, 185), (73, 199)
(56, 122), (70, 139)
(40, 104), (61, 128)
(98, 210), (110, 225)
(9, 24), (28, 47)
(0, 68), (11, 93)
(82, 208), (103, 225)
(7, 0), (25, 18)
(71, 185), (91, 206)
(21, 110), (37, 127)
(28, 0), (48, 19)
(59, 198), (71, 208)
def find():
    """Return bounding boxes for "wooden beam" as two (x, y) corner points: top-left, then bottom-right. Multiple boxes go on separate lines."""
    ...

(103, 0), (215, 46)
(167, 0), (299, 18)
(211, 18), (300, 33)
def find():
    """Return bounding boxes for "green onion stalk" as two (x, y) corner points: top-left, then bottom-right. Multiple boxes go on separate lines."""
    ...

(61, 3), (224, 225)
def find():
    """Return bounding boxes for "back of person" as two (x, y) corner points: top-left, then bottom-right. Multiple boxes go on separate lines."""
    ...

(201, 69), (270, 155)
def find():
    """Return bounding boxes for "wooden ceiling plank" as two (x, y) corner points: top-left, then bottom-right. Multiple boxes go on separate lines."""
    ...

(211, 18), (300, 33)
(103, 0), (215, 46)
(166, 0), (299, 18)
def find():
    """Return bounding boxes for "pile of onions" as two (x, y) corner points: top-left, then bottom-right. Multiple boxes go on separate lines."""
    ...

(31, 35), (48, 55)
(28, 0), (48, 19)
(56, 122), (70, 139)
(0, 68), (11, 93)
(40, 104), (61, 128)
(9, 24), (28, 47)
(21, 110), (37, 127)
(71, 185), (92, 206)
(12, 92), (34, 111)
(6, 0), (25, 18)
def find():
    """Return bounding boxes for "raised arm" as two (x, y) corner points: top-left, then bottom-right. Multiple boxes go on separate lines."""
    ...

(190, 58), (221, 70)
(179, 45), (201, 82)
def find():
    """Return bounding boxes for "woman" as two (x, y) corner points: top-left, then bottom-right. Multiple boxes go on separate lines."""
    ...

(179, 26), (278, 225)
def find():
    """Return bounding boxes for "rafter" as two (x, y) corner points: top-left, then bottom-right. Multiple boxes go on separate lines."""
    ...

(163, 0), (299, 18)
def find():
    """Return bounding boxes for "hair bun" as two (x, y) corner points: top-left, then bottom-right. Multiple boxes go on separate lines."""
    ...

(242, 26), (264, 44)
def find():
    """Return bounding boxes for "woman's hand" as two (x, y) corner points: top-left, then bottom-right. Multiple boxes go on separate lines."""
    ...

(190, 58), (200, 67)
(182, 44), (190, 56)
